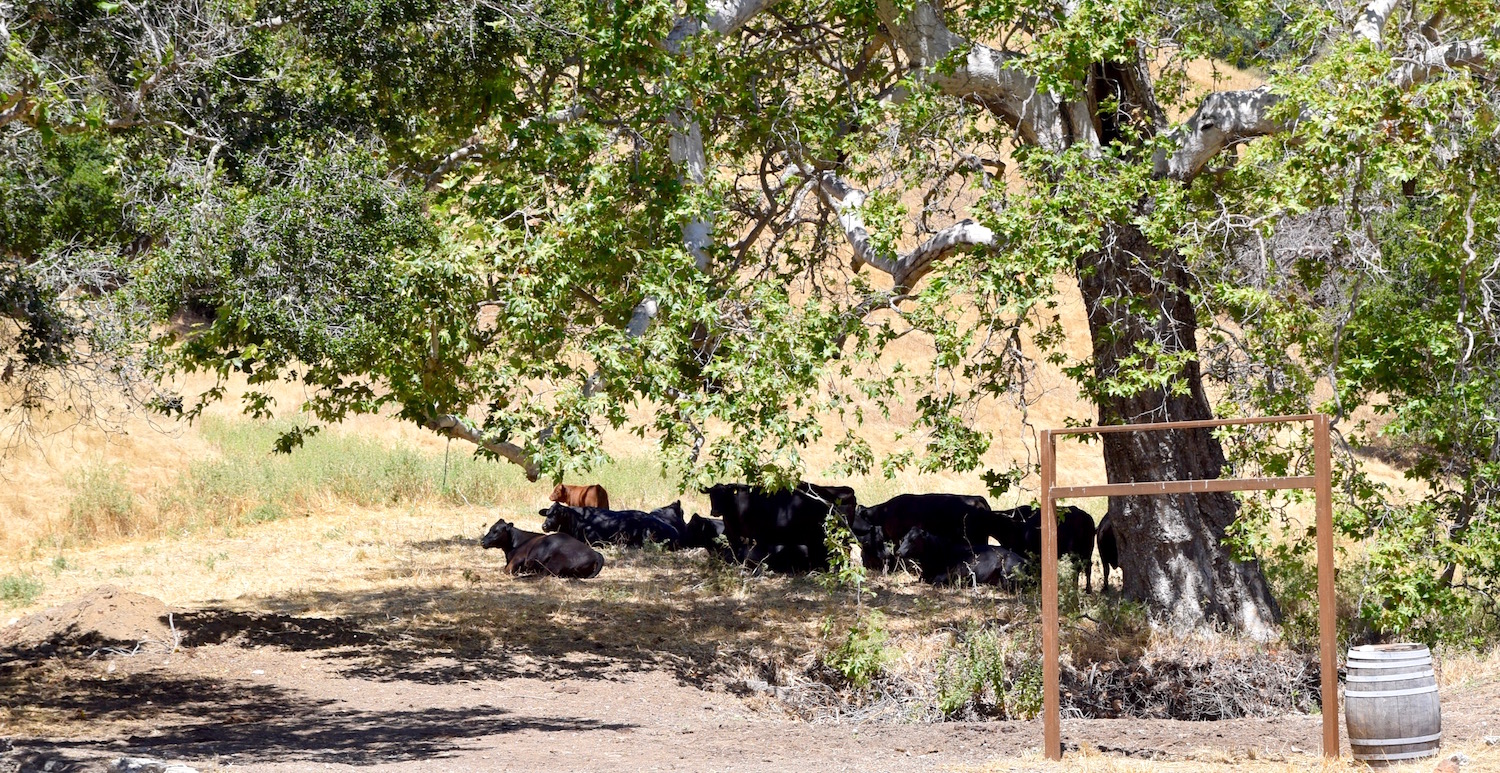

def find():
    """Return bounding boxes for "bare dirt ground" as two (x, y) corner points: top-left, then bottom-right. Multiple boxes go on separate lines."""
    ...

(3, 549), (1500, 773)
(5, 609), (1498, 773)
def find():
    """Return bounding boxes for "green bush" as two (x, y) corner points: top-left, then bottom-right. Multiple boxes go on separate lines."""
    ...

(936, 623), (1043, 719)
(0, 574), (43, 607)
(823, 612), (894, 688)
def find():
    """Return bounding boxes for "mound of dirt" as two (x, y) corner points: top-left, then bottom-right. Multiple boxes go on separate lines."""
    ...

(0, 585), (175, 650)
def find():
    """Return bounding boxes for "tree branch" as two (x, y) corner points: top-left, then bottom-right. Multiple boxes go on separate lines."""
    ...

(1354, 0), (1402, 45)
(1395, 38), (1491, 88)
(430, 297), (660, 478)
(423, 106), (587, 190)
(815, 171), (995, 290)
(664, 0), (784, 52)
(873, 0), (1068, 151)
(1154, 86), (1285, 180)
(425, 414), (542, 482)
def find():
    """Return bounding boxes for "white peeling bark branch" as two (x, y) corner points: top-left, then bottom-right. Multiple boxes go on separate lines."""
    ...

(444, 3), (773, 477)
(1160, 35), (1491, 181)
(668, 115), (713, 271)
(664, 0), (781, 51)
(661, 0), (783, 271)
(1354, 0), (1402, 45)
(1395, 39), (1491, 88)
(873, 0), (1067, 151)
(816, 171), (995, 290)
(1155, 87), (1286, 180)
(426, 414), (542, 482)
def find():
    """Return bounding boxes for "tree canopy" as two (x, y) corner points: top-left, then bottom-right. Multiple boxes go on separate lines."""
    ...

(2, 0), (1497, 639)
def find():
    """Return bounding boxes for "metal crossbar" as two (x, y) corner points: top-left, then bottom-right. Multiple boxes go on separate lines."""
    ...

(1038, 413), (1338, 760)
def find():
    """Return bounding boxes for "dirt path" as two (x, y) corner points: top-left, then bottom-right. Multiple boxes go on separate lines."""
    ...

(5, 625), (1499, 773)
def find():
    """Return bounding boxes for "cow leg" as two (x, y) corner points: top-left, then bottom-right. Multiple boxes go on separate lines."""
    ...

(1086, 558), (1094, 593)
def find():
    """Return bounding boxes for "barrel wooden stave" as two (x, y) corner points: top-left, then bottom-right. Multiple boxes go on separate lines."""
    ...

(1345, 644), (1441, 764)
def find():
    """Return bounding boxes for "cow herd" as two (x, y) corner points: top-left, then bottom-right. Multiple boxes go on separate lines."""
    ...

(480, 482), (1124, 591)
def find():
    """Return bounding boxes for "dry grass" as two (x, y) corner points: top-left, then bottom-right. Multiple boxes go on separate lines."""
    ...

(974, 742), (1500, 773)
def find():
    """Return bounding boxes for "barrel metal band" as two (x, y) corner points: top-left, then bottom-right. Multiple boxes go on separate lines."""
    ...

(1350, 732), (1443, 747)
(1346, 670), (1436, 683)
(1353, 748), (1442, 762)
(1348, 647), (1432, 659)
(1346, 659), (1433, 670)
(1345, 684), (1440, 698)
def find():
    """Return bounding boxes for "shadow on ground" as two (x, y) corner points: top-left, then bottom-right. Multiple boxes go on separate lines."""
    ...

(1, 661), (630, 766)
(215, 536), (1021, 687)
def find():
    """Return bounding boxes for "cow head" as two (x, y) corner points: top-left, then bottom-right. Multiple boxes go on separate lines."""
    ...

(685, 514), (722, 548)
(539, 502), (573, 533)
(549, 483), (567, 502)
(700, 483), (749, 520)
(480, 518), (517, 551)
(653, 500), (684, 521)
(896, 527), (936, 562)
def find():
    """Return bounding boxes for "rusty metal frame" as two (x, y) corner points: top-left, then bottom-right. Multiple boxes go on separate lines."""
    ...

(1038, 413), (1337, 760)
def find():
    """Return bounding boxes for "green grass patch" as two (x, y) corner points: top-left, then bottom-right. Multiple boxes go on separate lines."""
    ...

(176, 417), (687, 525)
(0, 574), (43, 608)
(66, 463), (142, 540)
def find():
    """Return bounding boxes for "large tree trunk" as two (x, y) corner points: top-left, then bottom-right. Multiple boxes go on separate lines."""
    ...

(1077, 218), (1280, 638)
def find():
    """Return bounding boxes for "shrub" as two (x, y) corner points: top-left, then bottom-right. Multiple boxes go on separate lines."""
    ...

(823, 612), (893, 688)
(0, 574), (43, 607)
(936, 623), (1043, 719)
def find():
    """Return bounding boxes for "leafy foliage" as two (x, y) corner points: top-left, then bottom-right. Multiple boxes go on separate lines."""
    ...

(2, 0), (1497, 636)
(822, 611), (894, 688)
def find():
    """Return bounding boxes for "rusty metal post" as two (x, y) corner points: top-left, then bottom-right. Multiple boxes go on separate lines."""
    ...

(1040, 429), (1061, 761)
(1315, 413), (1340, 758)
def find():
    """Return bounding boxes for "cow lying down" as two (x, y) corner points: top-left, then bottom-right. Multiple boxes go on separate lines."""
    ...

(896, 528), (1027, 589)
(540, 501), (688, 548)
(684, 514), (732, 558)
(481, 518), (604, 578)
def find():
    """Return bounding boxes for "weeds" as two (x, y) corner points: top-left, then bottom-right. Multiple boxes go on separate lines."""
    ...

(0, 574), (43, 607)
(67, 464), (142, 540)
(936, 623), (1043, 719)
(822, 611), (894, 688)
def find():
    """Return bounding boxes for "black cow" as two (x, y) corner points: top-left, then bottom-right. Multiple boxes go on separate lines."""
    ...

(1097, 514), (1119, 591)
(896, 528), (1027, 588)
(851, 493), (995, 571)
(539, 502), (687, 548)
(994, 505), (1099, 591)
(684, 514), (733, 560)
(480, 518), (604, 578)
(700, 482), (857, 572)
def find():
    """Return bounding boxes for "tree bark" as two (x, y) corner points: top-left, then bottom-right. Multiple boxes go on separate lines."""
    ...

(1076, 218), (1280, 638)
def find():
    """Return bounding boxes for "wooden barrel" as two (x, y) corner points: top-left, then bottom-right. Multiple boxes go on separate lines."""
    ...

(1345, 643), (1442, 764)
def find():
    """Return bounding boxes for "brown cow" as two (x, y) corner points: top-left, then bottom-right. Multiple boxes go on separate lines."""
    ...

(551, 483), (610, 509)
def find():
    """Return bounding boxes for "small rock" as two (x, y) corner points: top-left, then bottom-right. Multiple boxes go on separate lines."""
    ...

(111, 757), (201, 773)
(1486, 736), (1499, 746)
(1432, 759), (1459, 773)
